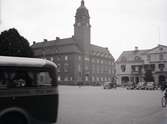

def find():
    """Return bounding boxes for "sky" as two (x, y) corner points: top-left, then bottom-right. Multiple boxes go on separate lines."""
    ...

(0, 0), (167, 59)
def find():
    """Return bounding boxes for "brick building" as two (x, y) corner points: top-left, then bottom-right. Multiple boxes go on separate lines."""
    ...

(32, 0), (115, 85)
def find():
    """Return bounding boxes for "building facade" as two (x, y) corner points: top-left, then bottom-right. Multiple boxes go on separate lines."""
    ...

(116, 45), (167, 86)
(31, 0), (115, 85)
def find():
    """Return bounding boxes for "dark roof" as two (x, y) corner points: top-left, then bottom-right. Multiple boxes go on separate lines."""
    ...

(90, 44), (113, 59)
(32, 37), (76, 48)
(32, 38), (113, 59)
(32, 37), (81, 55)
(76, 0), (89, 17)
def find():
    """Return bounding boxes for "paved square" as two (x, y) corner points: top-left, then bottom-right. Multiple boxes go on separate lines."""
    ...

(57, 86), (167, 124)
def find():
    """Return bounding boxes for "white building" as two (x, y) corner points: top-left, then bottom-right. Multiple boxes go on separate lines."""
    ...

(116, 45), (167, 86)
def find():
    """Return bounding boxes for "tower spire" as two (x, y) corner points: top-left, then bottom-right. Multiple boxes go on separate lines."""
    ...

(81, 0), (84, 6)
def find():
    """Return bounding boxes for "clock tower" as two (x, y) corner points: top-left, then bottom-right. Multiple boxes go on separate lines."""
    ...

(74, 0), (91, 54)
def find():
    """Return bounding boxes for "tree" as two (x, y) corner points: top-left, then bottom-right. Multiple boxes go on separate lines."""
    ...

(0, 28), (34, 57)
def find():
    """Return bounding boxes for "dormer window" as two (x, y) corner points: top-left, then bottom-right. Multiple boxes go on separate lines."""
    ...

(159, 47), (163, 51)
(135, 56), (141, 61)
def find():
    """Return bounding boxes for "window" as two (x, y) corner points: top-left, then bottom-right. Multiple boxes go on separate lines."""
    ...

(104, 77), (107, 81)
(92, 58), (95, 63)
(135, 56), (141, 61)
(92, 76), (95, 82)
(85, 75), (88, 81)
(70, 76), (73, 81)
(100, 66), (103, 74)
(159, 47), (163, 51)
(57, 64), (61, 72)
(50, 57), (54, 61)
(97, 59), (99, 63)
(101, 77), (103, 81)
(101, 60), (103, 64)
(85, 64), (89, 71)
(108, 69), (111, 74)
(78, 56), (81, 61)
(97, 66), (100, 73)
(159, 64), (165, 71)
(92, 64), (95, 74)
(0, 70), (53, 88)
(78, 64), (81, 72)
(160, 54), (164, 60)
(57, 56), (61, 61)
(131, 65), (136, 72)
(84, 56), (89, 61)
(147, 55), (151, 61)
(64, 76), (68, 81)
(121, 65), (126, 72)
(64, 63), (69, 72)
(58, 75), (61, 81)
(96, 77), (99, 81)
(65, 56), (68, 61)
(151, 64), (155, 71)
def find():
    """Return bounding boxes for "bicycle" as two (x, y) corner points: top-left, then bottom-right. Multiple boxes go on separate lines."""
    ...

(161, 95), (167, 107)
(161, 89), (167, 107)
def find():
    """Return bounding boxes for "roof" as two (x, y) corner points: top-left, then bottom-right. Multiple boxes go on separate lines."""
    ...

(116, 44), (167, 63)
(31, 37), (76, 48)
(31, 37), (81, 55)
(76, 0), (89, 17)
(32, 38), (113, 59)
(90, 44), (113, 59)
(0, 56), (57, 68)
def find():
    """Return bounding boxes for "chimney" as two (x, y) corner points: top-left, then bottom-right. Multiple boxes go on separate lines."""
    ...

(135, 46), (138, 51)
(56, 37), (60, 40)
(44, 39), (48, 42)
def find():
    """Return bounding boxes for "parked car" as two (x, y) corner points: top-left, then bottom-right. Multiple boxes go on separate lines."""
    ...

(126, 85), (136, 90)
(125, 82), (135, 90)
(136, 82), (145, 90)
(103, 82), (116, 89)
(144, 82), (155, 90)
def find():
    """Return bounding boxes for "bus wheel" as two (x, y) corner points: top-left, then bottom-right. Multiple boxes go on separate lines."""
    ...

(0, 110), (30, 124)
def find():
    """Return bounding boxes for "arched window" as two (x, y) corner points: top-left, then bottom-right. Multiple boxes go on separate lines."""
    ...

(121, 65), (126, 72)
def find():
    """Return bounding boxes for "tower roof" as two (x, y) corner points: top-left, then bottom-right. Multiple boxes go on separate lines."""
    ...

(75, 0), (89, 17)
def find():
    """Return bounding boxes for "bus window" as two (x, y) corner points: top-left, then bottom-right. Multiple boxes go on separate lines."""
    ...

(0, 69), (56, 88)
(0, 72), (7, 88)
(37, 72), (52, 86)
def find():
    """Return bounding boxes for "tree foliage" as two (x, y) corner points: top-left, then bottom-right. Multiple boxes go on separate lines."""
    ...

(0, 28), (34, 57)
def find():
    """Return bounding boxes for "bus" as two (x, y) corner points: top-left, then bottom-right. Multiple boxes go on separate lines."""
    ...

(0, 56), (58, 124)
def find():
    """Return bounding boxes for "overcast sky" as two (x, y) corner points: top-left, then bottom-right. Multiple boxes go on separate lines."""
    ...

(0, 0), (167, 59)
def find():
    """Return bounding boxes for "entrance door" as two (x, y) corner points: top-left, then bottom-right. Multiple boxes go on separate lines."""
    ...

(159, 75), (165, 87)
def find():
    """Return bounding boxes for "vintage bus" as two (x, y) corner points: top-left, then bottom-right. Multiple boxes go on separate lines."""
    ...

(0, 56), (58, 124)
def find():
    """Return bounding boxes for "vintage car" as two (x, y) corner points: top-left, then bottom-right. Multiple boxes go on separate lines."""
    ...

(103, 82), (116, 89)
(136, 82), (145, 90)
(144, 82), (155, 90)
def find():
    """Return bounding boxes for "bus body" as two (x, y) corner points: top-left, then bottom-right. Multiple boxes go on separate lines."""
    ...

(0, 56), (58, 124)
